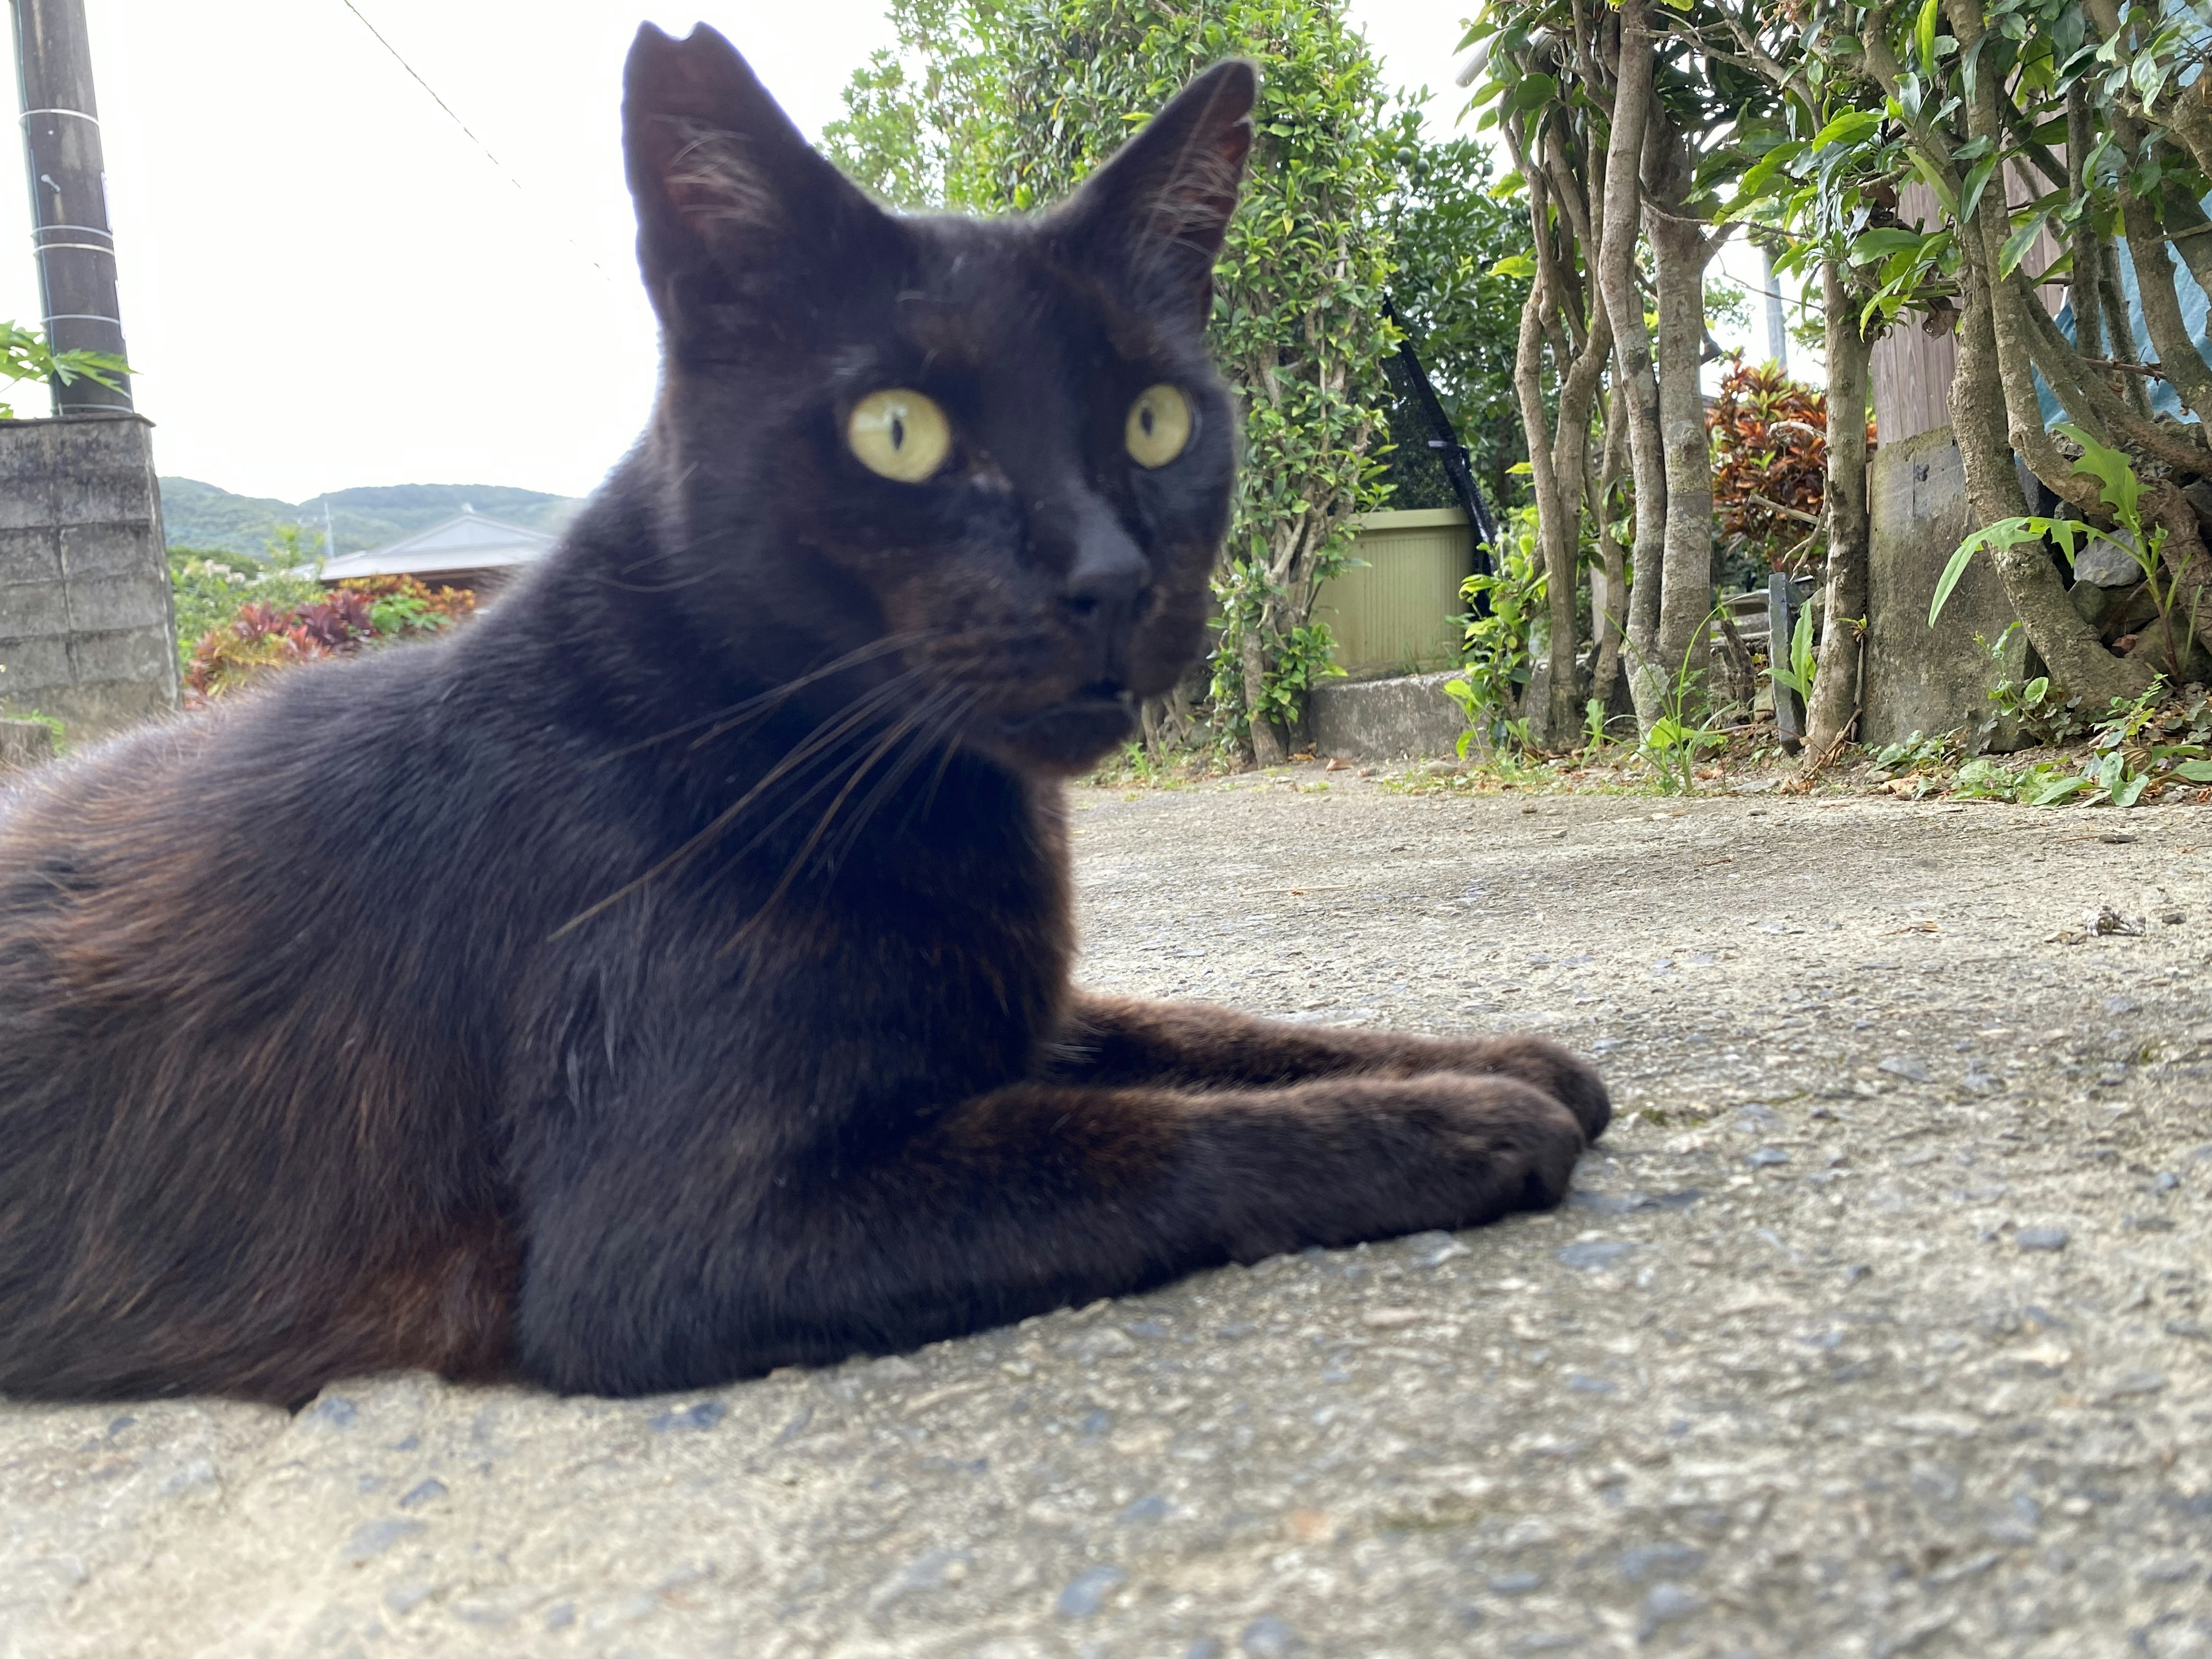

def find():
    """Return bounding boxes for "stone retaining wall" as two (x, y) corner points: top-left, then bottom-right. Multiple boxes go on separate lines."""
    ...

(1308, 669), (1465, 761)
(1861, 424), (2026, 748)
(0, 415), (177, 740)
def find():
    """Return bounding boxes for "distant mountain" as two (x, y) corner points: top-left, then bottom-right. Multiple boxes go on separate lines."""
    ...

(159, 478), (584, 558)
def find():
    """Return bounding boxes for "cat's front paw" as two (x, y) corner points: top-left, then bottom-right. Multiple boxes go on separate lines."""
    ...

(1433, 1036), (1611, 1143)
(1430, 1075), (1590, 1216)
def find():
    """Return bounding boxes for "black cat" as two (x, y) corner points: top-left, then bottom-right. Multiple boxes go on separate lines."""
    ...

(0, 23), (1607, 1405)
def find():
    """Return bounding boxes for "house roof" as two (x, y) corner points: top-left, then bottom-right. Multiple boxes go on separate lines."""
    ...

(319, 506), (556, 582)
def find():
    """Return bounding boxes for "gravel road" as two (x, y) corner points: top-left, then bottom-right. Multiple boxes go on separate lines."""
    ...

(5, 775), (2211, 1658)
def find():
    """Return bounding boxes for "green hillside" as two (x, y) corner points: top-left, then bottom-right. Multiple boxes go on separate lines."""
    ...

(159, 478), (583, 558)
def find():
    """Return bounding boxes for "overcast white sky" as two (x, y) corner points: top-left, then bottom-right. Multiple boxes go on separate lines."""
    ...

(0, 2), (1779, 505)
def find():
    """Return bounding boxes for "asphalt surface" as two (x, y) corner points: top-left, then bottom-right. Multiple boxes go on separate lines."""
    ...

(5, 774), (2211, 1658)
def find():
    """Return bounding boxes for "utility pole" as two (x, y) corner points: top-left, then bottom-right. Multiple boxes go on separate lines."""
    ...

(1759, 243), (1789, 372)
(0, 0), (171, 737)
(9, 0), (130, 414)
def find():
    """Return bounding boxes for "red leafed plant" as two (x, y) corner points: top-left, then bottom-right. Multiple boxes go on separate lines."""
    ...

(184, 577), (476, 704)
(1707, 354), (1871, 577)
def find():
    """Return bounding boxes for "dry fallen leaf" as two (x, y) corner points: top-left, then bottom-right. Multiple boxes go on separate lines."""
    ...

(1286, 1508), (1333, 1543)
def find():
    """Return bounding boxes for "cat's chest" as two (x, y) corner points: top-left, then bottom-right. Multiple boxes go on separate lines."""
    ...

(628, 771), (1074, 1103)
(819, 792), (1074, 1028)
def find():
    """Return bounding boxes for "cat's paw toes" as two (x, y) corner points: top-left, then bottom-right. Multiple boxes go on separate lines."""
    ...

(1461, 1082), (1588, 1214)
(1419, 1077), (1589, 1219)
(1448, 1037), (1611, 1142)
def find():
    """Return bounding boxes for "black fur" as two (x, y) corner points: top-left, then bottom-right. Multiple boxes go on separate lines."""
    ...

(0, 24), (1606, 1404)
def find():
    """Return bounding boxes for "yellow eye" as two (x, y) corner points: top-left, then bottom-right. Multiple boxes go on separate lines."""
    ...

(1124, 384), (1192, 468)
(847, 389), (952, 483)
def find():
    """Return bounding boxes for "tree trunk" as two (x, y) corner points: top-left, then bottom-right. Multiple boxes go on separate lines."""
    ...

(1592, 0), (1665, 731)
(1508, 195), (1611, 749)
(2120, 191), (2212, 423)
(1949, 3), (2205, 483)
(1240, 624), (1287, 766)
(2146, 482), (2212, 668)
(1952, 273), (2155, 704)
(2098, 238), (2154, 418)
(1589, 384), (1629, 722)
(1647, 135), (1717, 710)
(2066, 88), (2107, 365)
(1806, 258), (1869, 760)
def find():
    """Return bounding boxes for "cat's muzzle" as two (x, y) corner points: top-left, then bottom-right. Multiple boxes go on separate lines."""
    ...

(995, 684), (1137, 770)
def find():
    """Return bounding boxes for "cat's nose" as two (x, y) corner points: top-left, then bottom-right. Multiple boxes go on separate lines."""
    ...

(1060, 513), (1148, 639)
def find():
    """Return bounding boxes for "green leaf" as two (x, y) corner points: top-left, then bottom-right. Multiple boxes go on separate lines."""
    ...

(1929, 542), (1976, 625)
(1907, 150), (1961, 219)
(2133, 50), (2168, 107)
(1997, 211), (2048, 278)
(1849, 227), (1929, 265)
(1959, 154), (1999, 225)
(1488, 252), (1536, 279)
(2031, 775), (2093, 805)
(1931, 517), (2053, 623)
(2052, 422), (2142, 524)
(2172, 759), (2212, 782)
(1735, 142), (1805, 203)
(2113, 770), (2152, 808)
(1810, 110), (1881, 150)
(1915, 0), (1940, 74)
(1510, 74), (1558, 113)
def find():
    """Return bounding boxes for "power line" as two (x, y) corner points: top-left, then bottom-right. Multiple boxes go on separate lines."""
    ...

(334, 0), (613, 284)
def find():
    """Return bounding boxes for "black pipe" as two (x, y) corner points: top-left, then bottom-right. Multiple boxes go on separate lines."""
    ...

(1382, 297), (1495, 579)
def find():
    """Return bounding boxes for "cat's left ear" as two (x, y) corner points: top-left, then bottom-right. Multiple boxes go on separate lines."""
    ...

(1054, 60), (1256, 325)
(623, 22), (899, 336)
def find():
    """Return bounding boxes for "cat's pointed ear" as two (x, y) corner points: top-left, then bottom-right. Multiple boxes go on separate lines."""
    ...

(623, 22), (897, 334)
(1055, 60), (1256, 324)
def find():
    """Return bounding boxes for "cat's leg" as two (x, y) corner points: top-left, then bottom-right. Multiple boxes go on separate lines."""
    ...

(512, 1069), (1589, 1397)
(1051, 991), (1610, 1140)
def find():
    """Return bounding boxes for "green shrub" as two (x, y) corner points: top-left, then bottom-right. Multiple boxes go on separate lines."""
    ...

(1444, 506), (1546, 752)
(182, 574), (475, 703)
(167, 546), (321, 672)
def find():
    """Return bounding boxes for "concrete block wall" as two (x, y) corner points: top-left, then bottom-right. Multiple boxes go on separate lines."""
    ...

(0, 415), (178, 739)
(1859, 424), (2027, 748)
(1308, 669), (1467, 761)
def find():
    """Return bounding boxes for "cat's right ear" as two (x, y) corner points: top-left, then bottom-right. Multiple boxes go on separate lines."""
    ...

(1054, 60), (1256, 326)
(623, 23), (899, 340)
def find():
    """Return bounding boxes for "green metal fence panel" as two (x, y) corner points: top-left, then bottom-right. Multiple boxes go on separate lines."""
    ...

(1310, 507), (1474, 677)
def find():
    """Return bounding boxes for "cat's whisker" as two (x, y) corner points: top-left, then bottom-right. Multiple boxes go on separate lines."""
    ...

(718, 697), (935, 862)
(817, 688), (978, 871)
(917, 699), (974, 819)
(679, 636), (944, 755)
(723, 681), (972, 878)
(595, 520), (747, 585)
(716, 687), (963, 958)
(586, 634), (931, 767)
(553, 669), (931, 936)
